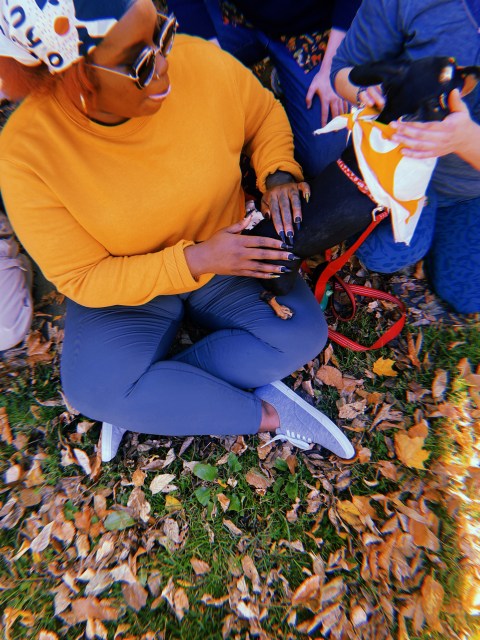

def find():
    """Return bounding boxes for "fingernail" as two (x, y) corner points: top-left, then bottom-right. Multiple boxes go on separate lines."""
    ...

(295, 216), (301, 231)
(304, 192), (310, 203)
(280, 267), (292, 273)
(288, 254), (301, 261)
(287, 231), (294, 242)
(281, 242), (288, 250)
(279, 230), (286, 243)
(269, 274), (281, 279)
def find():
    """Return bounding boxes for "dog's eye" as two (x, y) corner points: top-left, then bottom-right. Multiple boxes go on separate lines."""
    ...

(439, 65), (454, 83)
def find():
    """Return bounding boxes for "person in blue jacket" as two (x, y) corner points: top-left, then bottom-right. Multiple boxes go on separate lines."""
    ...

(168, 0), (361, 176)
(332, 0), (480, 314)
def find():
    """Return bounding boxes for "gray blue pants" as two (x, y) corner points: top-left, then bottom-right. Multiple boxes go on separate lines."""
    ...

(61, 275), (327, 435)
(357, 191), (480, 314)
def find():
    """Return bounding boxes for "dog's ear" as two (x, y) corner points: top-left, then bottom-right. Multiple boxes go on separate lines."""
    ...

(457, 65), (480, 97)
(349, 60), (407, 87)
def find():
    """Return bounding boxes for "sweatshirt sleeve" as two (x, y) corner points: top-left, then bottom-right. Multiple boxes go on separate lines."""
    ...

(331, 0), (362, 32)
(330, 0), (404, 85)
(0, 161), (213, 308)
(225, 54), (304, 192)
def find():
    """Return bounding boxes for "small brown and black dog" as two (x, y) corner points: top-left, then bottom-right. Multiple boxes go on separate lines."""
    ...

(244, 56), (480, 318)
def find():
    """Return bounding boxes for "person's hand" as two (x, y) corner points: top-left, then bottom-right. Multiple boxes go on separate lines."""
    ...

(262, 171), (310, 245)
(391, 89), (474, 159)
(306, 67), (350, 126)
(356, 85), (385, 111)
(184, 216), (298, 280)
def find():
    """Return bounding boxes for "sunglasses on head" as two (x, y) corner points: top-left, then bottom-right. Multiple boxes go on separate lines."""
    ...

(87, 12), (177, 90)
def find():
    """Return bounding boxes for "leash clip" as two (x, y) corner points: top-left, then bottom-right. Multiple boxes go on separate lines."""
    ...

(371, 205), (389, 222)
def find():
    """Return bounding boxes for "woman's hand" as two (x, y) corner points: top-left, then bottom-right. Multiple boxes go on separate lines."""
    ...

(391, 90), (477, 161)
(306, 66), (349, 126)
(184, 216), (298, 280)
(262, 171), (310, 245)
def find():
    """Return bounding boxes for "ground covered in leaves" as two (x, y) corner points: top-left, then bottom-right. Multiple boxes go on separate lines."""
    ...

(0, 261), (479, 640)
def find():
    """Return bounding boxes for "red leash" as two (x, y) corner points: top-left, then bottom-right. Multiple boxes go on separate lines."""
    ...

(311, 160), (406, 351)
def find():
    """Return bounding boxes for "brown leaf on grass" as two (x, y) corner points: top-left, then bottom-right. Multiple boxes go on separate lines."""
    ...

(373, 357), (398, 377)
(432, 369), (448, 399)
(409, 519), (440, 552)
(407, 421), (429, 438)
(216, 493), (230, 512)
(191, 557), (211, 576)
(26, 331), (54, 363)
(0, 406), (12, 444)
(30, 521), (54, 553)
(122, 582), (148, 612)
(336, 500), (363, 530)
(85, 619), (108, 640)
(316, 365), (343, 390)
(38, 632), (59, 640)
(338, 400), (366, 420)
(68, 597), (120, 623)
(132, 469), (146, 487)
(421, 575), (444, 632)
(201, 593), (229, 607)
(407, 332), (422, 369)
(223, 519), (243, 537)
(377, 460), (398, 481)
(149, 473), (177, 495)
(24, 459), (45, 487)
(394, 432), (430, 469)
(245, 468), (272, 491)
(127, 487), (151, 523)
(242, 555), (261, 594)
(173, 587), (189, 620)
(4, 464), (23, 483)
(73, 448), (92, 476)
(292, 575), (322, 612)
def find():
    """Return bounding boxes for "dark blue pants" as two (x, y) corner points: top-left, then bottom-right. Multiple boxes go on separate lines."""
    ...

(356, 191), (480, 314)
(61, 275), (327, 435)
(169, 0), (348, 176)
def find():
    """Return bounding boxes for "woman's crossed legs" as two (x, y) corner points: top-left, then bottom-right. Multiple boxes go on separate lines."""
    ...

(61, 275), (328, 436)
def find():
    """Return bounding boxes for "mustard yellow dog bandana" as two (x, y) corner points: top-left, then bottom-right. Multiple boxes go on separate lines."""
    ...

(315, 106), (437, 245)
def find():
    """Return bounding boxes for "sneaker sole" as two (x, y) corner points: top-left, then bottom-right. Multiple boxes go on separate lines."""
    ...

(101, 422), (114, 462)
(271, 380), (355, 459)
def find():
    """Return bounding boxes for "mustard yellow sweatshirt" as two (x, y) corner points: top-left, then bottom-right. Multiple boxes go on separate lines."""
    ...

(0, 36), (303, 308)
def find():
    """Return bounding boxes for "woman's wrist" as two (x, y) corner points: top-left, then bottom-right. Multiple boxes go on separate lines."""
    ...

(184, 243), (206, 280)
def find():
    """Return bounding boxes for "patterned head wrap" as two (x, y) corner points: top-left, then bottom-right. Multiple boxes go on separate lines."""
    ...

(0, 0), (135, 73)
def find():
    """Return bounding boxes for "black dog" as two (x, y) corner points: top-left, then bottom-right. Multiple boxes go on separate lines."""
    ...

(245, 56), (480, 318)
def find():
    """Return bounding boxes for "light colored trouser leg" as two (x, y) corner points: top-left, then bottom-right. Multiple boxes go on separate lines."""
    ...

(0, 214), (33, 350)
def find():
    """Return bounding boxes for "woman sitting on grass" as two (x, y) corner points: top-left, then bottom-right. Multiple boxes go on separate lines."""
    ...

(0, 0), (354, 462)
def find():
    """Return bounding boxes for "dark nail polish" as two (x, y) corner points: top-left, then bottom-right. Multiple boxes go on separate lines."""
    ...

(294, 217), (301, 224)
(287, 231), (294, 241)
(281, 242), (288, 250)
(279, 231), (286, 243)
(295, 221), (301, 231)
(288, 253), (300, 261)
(280, 267), (292, 273)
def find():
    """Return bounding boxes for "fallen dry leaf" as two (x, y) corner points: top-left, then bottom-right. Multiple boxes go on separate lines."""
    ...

(373, 357), (398, 377)
(191, 557), (211, 576)
(0, 407), (12, 444)
(432, 369), (448, 399)
(421, 575), (444, 632)
(149, 473), (177, 495)
(245, 468), (272, 491)
(223, 519), (243, 536)
(394, 432), (430, 469)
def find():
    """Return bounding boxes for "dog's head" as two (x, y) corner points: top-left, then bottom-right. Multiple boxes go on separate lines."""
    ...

(349, 56), (480, 123)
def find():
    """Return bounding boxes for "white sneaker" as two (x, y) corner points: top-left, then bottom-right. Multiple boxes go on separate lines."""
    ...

(101, 422), (127, 462)
(255, 380), (355, 459)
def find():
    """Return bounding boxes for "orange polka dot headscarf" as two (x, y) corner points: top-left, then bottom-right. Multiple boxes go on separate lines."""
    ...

(0, 0), (134, 73)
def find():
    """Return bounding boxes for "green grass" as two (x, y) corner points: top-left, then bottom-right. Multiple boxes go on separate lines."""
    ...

(1, 317), (479, 639)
